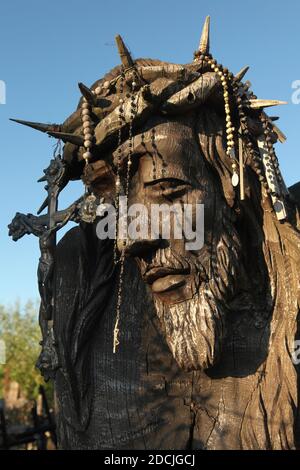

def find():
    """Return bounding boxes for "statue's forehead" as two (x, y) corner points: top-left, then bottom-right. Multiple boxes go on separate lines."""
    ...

(134, 122), (203, 183)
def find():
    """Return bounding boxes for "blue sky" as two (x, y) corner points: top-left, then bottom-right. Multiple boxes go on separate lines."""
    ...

(1, 0), (300, 306)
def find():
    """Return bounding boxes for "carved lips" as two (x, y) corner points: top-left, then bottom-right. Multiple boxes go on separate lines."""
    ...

(143, 266), (193, 303)
(151, 274), (187, 294)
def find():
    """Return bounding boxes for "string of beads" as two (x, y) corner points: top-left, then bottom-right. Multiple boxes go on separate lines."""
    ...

(113, 71), (138, 353)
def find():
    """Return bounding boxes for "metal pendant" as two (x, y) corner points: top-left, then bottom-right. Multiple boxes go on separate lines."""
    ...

(232, 172), (239, 187)
(79, 193), (98, 223)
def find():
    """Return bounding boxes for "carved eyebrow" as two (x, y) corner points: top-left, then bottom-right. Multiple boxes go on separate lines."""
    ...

(144, 177), (192, 187)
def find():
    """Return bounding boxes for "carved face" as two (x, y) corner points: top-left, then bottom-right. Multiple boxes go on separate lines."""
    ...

(119, 121), (214, 300)
(112, 118), (242, 371)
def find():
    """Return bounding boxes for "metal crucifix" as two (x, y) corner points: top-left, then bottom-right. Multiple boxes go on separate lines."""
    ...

(8, 152), (83, 379)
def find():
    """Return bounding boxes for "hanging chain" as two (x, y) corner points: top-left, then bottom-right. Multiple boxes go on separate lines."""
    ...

(113, 73), (137, 353)
(114, 70), (125, 265)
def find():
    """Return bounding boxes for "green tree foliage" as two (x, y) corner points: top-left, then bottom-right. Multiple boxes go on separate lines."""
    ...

(0, 301), (52, 401)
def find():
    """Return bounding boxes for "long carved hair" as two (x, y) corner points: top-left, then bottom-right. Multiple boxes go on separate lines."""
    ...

(195, 106), (300, 449)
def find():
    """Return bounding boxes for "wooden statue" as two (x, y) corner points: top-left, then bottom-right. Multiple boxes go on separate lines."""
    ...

(8, 17), (300, 449)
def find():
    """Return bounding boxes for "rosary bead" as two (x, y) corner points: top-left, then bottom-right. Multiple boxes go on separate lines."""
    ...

(82, 115), (91, 123)
(95, 86), (102, 95)
(84, 140), (93, 149)
(83, 121), (92, 130)
(83, 151), (92, 160)
(83, 121), (92, 135)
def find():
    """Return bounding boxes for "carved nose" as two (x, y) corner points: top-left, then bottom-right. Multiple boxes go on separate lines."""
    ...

(117, 237), (165, 257)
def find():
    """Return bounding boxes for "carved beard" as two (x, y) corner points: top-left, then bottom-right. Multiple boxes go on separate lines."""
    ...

(151, 221), (241, 371)
(154, 287), (224, 370)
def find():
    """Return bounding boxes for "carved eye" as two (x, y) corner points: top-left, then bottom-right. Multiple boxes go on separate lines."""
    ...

(145, 178), (192, 200)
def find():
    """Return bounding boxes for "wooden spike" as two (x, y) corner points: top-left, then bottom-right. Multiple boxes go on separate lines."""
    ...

(47, 131), (84, 146)
(249, 99), (287, 109)
(78, 83), (95, 104)
(37, 197), (49, 215)
(37, 175), (47, 183)
(10, 118), (61, 133)
(262, 112), (286, 143)
(270, 116), (279, 121)
(270, 122), (287, 143)
(115, 34), (134, 68)
(198, 16), (210, 54)
(235, 66), (249, 82)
